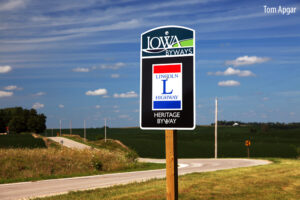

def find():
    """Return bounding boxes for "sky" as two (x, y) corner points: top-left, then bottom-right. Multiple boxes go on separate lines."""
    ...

(0, 0), (299, 128)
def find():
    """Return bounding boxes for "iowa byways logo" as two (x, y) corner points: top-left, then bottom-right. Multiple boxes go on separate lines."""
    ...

(141, 26), (194, 58)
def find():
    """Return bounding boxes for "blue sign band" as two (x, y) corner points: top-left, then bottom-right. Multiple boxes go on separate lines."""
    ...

(153, 101), (181, 109)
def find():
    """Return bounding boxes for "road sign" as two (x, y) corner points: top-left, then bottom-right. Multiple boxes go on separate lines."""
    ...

(245, 140), (251, 147)
(140, 26), (195, 130)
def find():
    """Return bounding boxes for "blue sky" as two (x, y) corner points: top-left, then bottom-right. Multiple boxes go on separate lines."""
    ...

(0, 0), (299, 128)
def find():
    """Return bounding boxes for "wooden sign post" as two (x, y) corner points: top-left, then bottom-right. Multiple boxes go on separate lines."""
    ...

(165, 130), (178, 200)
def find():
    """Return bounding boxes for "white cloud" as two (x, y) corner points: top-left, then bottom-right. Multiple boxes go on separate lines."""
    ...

(0, 0), (26, 11)
(85, 88), (107, 96)
(208, 67), (255, 77)
(197, 104), (203, 108)
(262, 97), (269, 101)
(0, 90), (13, 98)
(113, 91), (138, 98)
(276, 91), (300, 96)
(72, 67), (90, 72)
(101, 62), (125, 70)
(4, 85), (22, 90)
(54, 19), (140, 35)
(225, 56), (270, 67)
(3, 33), (85, 44)
(58, 104), (64, 108)
(0, 65), (12, 73)
(95, 105), (101, 109)
(219, 96), (241, 101)
(118, 114), (129, 119)
(32, 102), (44, 109)
(34, 92), (46, 96)
(261, 114), (267, 119)
(218, 80), (240, 87)
(290, 112), (295, 116)
(111, 74), (120, 78)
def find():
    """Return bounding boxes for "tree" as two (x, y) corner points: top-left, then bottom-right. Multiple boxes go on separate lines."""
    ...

(0, 107), (47, 134)
(8, 116), (27, 134)
(0, 117), (6, 133)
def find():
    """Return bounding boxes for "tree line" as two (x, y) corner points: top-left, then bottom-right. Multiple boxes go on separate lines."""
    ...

(211, 120), (300, 129)
(0, 107), (46, 134)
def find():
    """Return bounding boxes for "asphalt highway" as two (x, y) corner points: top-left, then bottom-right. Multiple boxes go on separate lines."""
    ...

(0, 158), (270, 200)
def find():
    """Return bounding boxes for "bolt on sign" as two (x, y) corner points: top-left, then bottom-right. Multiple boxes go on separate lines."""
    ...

(140, 26), (195, 130)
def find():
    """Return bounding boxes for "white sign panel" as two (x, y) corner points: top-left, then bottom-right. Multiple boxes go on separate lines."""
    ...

(152, 63), (182, 110)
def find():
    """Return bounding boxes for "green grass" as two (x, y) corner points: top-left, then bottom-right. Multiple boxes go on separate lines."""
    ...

(0, 147), (165, 184)
(0, 134), (165, 184)
(0, 134), (46, 148)
(45, 126), (300, 158)
(33, 158), (300, 200)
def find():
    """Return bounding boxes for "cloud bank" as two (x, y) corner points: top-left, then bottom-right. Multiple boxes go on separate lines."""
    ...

(0, 90), (13, 98)
(72, 67), (90, 72)
(86, 88), (107, 96)
(208, 67), (255, 77)
(101, 62), (125, 70)
(0, 66), (12, 73)
(218, 80), (240, 87)
(4, 85), (22, 90)
(113, 91), (138, 98)
(32, 102), (44, 109)
(225, 56), (270, 67)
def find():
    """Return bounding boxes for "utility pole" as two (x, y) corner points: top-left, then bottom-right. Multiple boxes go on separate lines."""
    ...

(104, 118), (107, 143)
(70, 120), (72, 135)
(215, 97), (218, 159)
(60, 120), (62, 136)
(84, 120), (86, 142)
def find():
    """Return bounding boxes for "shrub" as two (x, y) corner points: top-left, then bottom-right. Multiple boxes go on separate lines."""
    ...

(91, 156), (103, 171)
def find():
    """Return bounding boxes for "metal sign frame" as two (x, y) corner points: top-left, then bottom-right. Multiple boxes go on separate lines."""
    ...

(140, 25), (196, 130)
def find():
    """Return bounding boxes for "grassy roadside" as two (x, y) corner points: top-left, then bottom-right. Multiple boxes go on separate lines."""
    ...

(62, 134), (130, 151)
(0, 135), (165, 184)
(61, 134), (139, 161)
(0, 147), (165, 184)
(34, 159), (300, 200)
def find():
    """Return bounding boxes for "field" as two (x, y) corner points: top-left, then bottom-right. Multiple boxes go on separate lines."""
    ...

(45, 126), (300, 158)
(0, 134), (47, 148)
(34, 158), (300, 200)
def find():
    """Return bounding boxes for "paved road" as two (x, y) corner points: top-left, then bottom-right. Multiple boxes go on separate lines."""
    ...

(0, 158), (270, 200)
(47, 137), (91, 150)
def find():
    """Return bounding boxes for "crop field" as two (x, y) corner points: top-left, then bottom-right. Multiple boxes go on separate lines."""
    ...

(0, 134), (47, 148)
(45, 126), (300, 158)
